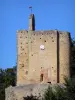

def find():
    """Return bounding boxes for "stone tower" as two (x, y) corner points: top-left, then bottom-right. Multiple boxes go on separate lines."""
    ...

(29, 14), (35, 31)
(17, 14), (71, 86)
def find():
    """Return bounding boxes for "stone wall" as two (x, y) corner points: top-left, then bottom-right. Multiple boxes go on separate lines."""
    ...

(59, 31), (71, 83)
(16, 30), (71, 85)
(28, 30), (58, 84)
(17, 30), (29, 85)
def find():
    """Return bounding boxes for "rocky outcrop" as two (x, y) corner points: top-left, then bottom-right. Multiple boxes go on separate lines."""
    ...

(5, 84), (50, 100)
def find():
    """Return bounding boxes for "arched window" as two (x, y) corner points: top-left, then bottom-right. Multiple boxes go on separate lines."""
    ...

(40, 74), (43, 82)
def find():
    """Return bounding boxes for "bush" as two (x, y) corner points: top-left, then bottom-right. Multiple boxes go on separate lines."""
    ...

(43, 86), (56, 100)
(64, 78), (75, 100)
(43, 78), (75, 100)
(23, 95), (39, 100)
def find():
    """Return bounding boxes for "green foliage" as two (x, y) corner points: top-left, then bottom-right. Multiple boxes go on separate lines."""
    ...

(71, 39), (75, 77)
(23, 95), (39, 100)
(43, 85), (66, 100)
(44, 86), (56, 100)
(0, 66), (16, 100)
(44, 78), (75, 100)
(54, 86), (67, 100)
(64, 78), (75, 100)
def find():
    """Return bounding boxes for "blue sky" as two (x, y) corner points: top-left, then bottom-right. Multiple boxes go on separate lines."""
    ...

(0, 0), (75, 69)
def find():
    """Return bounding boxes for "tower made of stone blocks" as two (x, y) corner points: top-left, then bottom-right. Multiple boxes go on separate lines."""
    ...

(16, 14), (71, 86)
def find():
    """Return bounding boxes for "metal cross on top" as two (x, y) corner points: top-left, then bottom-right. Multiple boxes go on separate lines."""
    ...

(29, 6), (32, 14)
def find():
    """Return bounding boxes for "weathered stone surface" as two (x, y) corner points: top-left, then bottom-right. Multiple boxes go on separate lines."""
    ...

(5, 84), (51, 100)
(16, 14), (71, 85)
(17, 29), (71, 85)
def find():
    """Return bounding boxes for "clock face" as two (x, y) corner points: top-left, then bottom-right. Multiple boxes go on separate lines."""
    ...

(40, 45), (45, 50)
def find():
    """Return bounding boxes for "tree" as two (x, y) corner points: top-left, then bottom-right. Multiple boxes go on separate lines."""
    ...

(0, 66), (16, 100)
(71, 39), (75, 77)
(64, 78), (75, 100)
(43, 78), (75, 100)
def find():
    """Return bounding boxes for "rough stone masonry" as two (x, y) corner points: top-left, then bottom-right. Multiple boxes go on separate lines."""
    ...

(5, 13), (71, 100)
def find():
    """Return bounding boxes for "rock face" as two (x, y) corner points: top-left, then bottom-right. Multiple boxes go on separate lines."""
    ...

(5, 84), (50, 100)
